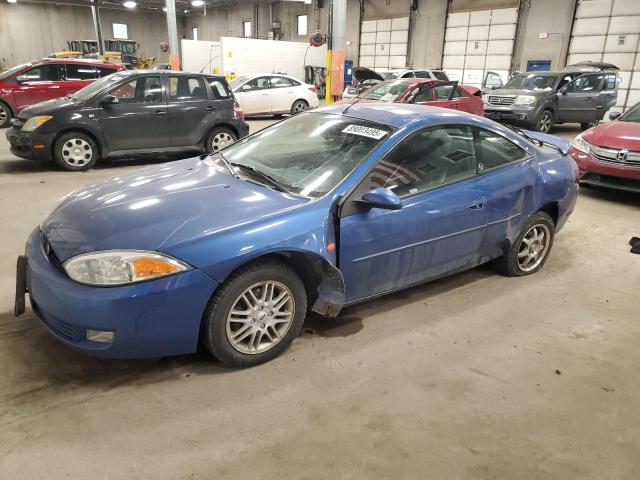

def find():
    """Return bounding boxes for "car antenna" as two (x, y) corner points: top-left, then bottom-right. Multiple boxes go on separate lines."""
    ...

(342, 92), (366, 115)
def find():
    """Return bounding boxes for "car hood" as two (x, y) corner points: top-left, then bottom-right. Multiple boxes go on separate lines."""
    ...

(19, 97), (82, 119)
(582, 120), (640, 151)
(352, 67), (383, 83)
(486, 88), (551, 97)
(41, 156), (308, 263)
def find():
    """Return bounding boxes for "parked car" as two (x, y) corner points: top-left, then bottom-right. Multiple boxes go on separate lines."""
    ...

(6, 70), (248, 171)
(16, 103), (578, 367)
(338, 78), (484, 116)
(0, 58), (125, 128)
(571, 103), (640, 193)
(483, 69), (618, 133)
(377, 68), (449, 81)
(342, 67), (383, 99)
(228, 73), (319, 117)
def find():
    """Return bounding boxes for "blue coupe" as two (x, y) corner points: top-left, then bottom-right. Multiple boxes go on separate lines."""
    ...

(16, 104), (578, 367)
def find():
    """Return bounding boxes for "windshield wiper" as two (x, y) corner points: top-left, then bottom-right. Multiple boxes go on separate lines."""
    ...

(504, 124), (543, 146)
(208, 151), (238, 178)
(230, 163), (288, 193)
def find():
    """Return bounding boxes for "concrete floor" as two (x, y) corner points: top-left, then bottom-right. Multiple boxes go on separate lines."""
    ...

(1, 121), (639, 479)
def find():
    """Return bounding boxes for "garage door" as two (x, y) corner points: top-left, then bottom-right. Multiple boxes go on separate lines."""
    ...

(442, 7), (518, 88)
(359, 17), (409, 70)
(567, 0), (640, 113)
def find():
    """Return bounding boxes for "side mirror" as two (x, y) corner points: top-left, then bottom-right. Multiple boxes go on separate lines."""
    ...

(609, 111), (622, 121)
(559, 87), (568, 95)
(358, 187), (402, 211)
(491, 84), (501, 90)
(100, 95), (119, 105)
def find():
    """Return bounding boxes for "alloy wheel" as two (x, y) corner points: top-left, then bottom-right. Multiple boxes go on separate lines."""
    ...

(517, 224), (551, 272)
(293, 101), (308, 114)
(539, 113), (552, 133)
(0, 105), (8, 127)
(210, 132), (234, 152)
(61, 138), (93, 167)
(226, 280), (295, 355)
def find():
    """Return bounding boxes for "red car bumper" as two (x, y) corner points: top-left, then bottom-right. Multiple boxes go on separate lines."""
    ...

(570, 146), (640, 193)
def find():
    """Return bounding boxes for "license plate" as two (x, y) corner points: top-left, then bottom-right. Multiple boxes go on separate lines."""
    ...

(15, 256), (27, 317)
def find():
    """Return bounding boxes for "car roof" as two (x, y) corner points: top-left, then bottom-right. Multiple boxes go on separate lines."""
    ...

(315, 102), (474, 129)
(117, 69), (226, 79)
(383, 78), (445, 86)
(41, 57), (122, 67)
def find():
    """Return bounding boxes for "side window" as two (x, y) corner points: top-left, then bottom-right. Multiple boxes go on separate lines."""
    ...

(433, 84), (455, 100)
(364, 125), (477, 197)
(476, 128), (529, 170)
(603, 73), (617, 90)
(208, 79), (231, 99)
(97, 67), (117, 78)
(567, 74), (604, 93)
(169, 76), (205, 102)
(414, 87), (434, 103)
(414, 71), (429, 78)
(64, 64), (98, 81)
(109, 76), (162, 103)
(21, 64), (62, 81)
(401, 72), (414, 78)
(240, 77), (269, 91)
(558, 75), (573, 90)
(270, 76), (294, 88)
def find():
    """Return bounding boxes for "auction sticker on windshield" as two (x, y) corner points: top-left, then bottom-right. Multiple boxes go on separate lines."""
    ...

(342, 124), (388, 140)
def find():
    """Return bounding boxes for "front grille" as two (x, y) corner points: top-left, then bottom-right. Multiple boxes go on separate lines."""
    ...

(488, 95), (515, 106)
(581, 173), (640, 192)
(589, 143), (640, 167)
(32, 301), (78, 342)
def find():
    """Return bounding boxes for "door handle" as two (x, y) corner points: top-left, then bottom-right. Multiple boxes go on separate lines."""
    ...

(468, 196), (487, 210)
(205, 105), (214, 110)
(153, 110), (166, 116)
(49, 85), (60, 89)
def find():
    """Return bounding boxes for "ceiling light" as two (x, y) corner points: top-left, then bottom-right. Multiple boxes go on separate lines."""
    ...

(7, 0), (18, 4)
(191, 0), (204, 6)
(162, 6), (167, 11)
(123, 0), (136, 8)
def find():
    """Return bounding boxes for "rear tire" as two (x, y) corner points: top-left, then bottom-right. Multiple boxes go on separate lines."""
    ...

(53, 132), (99, 171)
(493, 211), (555, 277)
(202, 259), (307, 368)
(535, 110), (554, 133)
(0, 102), (12, 129)
(290, 99), (309, 116)
(580, 121), (597, 131)
(205, 127), (237, 154)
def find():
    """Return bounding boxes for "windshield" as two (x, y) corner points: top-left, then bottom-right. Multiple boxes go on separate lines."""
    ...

(219, 113), (393, 198)
(228, 76), (249, 90)
(0, 63), (29, 81)
(71, 72), (127, 100)
(504, 73), (558, 91)
(380, 71), (400, 80)
(620, 103), (640, 123)
(363, 81), (411, 101)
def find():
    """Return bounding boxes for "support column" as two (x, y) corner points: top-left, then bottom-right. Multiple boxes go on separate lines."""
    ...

(165, 0), (180, 69)
(326, 0), (346, 103)
(90, 0), (104, 55)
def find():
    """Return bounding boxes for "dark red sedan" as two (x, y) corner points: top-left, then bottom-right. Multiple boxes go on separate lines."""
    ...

(0, 58), (125, 128)
(337, 78), (484, 116)
(571, 103), (640, 193)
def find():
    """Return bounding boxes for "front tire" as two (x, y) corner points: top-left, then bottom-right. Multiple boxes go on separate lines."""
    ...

(53, 132), (99, 171)
(205, 127), (237, 154)
(0, 102), (13, 129)
(580, 121), (597, 131)
(535, 110), (554, 133)
(494, 212), (555, 277)
(202, 259), (307, 368)
(290, 99), (309, 116)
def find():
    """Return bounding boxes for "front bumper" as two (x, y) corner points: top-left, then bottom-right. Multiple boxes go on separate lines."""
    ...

(19, 228), (219, 358)
(571, 147), (640, 193)
(6, 126), (55, 161)
(484, 105), (539, 125)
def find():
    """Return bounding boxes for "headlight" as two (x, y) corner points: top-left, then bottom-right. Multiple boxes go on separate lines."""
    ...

(572, 134), (590, 154)
(514, 95), (537, 107)
(22, 115), (53, 132)
(63, 250), (191, 286)
(482, 94), (489, 104)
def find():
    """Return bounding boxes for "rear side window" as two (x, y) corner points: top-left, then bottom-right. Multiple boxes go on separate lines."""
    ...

(97, 67), (118, 78)
(270, 76), (295, 87)
(208, 79), (231, 99)
(476, 128), (529, 171)
(170, 76), (205, 102)
(432, 71), (449, 81)
(433, 84), (460, 100)
(603, 73), (617, 90)
(65, 64), (98, 80)
(109, 76), (162, 103)
(20, 64), (62, 81)
(414, 71), (429, 78)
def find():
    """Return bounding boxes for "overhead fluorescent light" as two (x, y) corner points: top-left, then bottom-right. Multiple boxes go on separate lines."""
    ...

(123, 0), (137, 8)
(7, 0), (18, 4)
(191, 0), (204, 6)
(162, 6), (167, 11)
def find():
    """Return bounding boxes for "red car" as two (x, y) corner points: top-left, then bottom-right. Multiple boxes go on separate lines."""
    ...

(0, 58), (125, 128)
(571, 103), (640, 193)
(338, 78), (484, 116)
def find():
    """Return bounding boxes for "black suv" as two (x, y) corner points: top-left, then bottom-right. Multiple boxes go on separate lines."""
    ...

(483, 66), (618, 133)
(6, 70), (249, 171)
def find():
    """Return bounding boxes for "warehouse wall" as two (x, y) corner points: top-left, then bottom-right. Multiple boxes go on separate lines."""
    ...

(0, 2), (182, 67)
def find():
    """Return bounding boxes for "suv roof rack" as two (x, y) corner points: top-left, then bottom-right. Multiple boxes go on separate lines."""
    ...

(564, 61), (619, 72)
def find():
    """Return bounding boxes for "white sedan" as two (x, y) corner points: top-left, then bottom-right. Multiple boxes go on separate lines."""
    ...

(228, 74), (319, 117)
